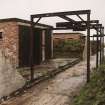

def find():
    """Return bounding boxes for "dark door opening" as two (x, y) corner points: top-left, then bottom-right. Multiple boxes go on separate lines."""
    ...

(19, 25), (42, 67)
(33, 28), (42, 65)
(45, 29), (52, 60)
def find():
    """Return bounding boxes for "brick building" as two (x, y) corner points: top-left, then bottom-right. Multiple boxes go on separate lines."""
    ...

(53, 32), (85, 41)
(0, 18), (53, 67)
(53, 33), (85, 46)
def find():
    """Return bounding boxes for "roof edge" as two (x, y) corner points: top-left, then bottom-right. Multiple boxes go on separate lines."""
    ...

(0, 18), (53, 28)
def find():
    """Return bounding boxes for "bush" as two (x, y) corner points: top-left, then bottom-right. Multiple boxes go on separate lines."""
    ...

(73, 64), (105, 105)
(53, 40), (84, 58)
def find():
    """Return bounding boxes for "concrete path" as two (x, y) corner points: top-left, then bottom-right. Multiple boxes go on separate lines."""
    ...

(1, 55), (96, 105)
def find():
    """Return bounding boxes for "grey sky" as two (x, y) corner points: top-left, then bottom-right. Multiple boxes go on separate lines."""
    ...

(0, 0), (105, 28)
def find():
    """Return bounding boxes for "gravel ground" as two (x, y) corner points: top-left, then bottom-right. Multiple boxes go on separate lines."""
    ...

(1, 55), (96, 105)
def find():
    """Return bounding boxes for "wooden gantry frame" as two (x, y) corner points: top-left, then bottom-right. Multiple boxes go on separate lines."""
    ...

(30, 10), (104, 83)
(90, 26), (105, 68)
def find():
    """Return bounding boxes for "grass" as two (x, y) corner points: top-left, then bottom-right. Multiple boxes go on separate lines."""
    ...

(72, 64), (105, 105)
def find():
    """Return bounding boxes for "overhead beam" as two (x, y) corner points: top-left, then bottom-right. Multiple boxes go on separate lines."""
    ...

(56, 22), (101, 30)
(76, 14), (85, 22)
(52, 26), (86, 31)
(95, 24), (102, 32)
(56, 20), (99, 26)
(93, 34), (105, 37)
(34, 17), (41, 24)
(52, 24), (86, 30)
(59, 15), (76, 23)
(52, 28), (73, 30)
(91, 24), (102, 30)
(56, 22), (73, 27)
(31, 10), (91, 18)
(56, 22), (85, 28)
(78, 20), (99, 23)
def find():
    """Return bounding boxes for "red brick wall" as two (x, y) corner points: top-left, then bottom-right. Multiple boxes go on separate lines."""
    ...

(0, 22), (19, 67)
(53, 33), (81, 40)
(53, 33), (82, 45)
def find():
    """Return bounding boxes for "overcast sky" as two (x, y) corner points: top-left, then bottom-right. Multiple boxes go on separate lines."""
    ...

(0, 0), (105, 31)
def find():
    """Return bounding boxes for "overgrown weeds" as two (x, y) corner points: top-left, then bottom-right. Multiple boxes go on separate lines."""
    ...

(73, 64), (105, 105)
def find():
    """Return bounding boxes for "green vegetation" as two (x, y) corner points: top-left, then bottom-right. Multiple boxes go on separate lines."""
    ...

(53, 40), (84, 58)
(62, 40), (83, 51)
(73, 64), (105, 105)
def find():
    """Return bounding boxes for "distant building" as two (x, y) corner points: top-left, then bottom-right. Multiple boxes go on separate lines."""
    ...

(53, 32), (86, 45)
(0, 18), (53, 67)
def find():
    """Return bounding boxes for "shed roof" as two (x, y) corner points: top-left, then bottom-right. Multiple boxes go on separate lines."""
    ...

(0, 18), (53, 29)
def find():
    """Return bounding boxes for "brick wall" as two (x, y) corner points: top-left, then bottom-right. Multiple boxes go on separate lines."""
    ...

(53, 33), (81, 40)
(53, 33), (83, 46)
(0, 22), (19, 67)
